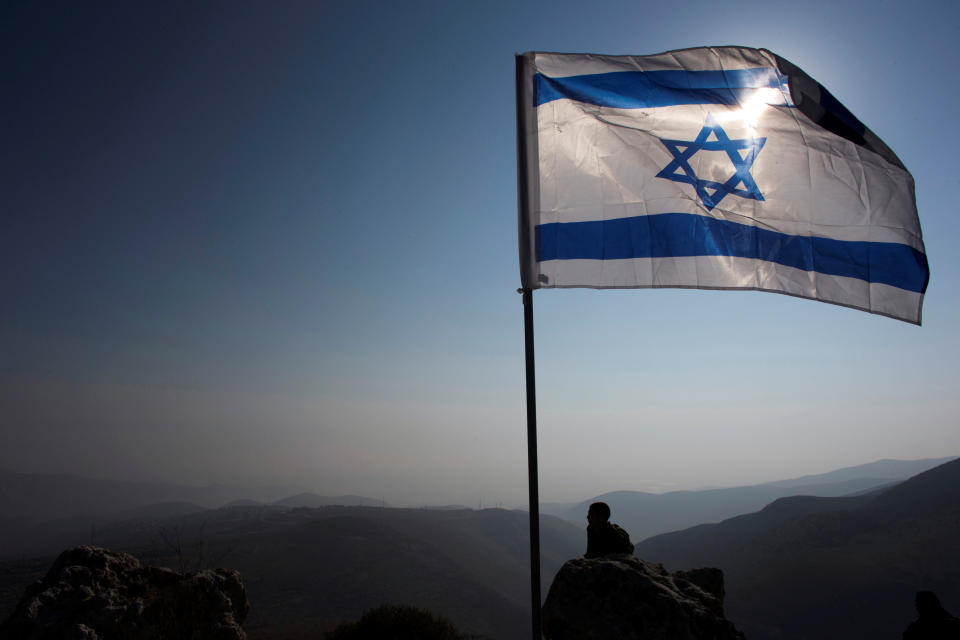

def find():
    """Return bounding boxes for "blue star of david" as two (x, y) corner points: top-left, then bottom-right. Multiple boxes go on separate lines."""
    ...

(656, 114), (766, 211)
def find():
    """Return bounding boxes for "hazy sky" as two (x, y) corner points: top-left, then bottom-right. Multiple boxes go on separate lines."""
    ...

(3, 0), (959, 507)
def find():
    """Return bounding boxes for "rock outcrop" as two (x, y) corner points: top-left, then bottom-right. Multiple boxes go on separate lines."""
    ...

(0, 546), (248, 640)
(542, 555), (744, 640)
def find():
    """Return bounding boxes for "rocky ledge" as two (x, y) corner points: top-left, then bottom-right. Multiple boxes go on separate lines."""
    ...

(0, 546), (248, 640)
(542, 555), (744, 640)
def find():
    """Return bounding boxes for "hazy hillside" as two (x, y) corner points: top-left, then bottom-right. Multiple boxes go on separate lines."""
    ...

(0, 471), (385, 561)
(0, 506), (583, 640)
(272, 493), (385, 508)
(762, 457), (954, 487)
(109, 501), (208, 520)
(549, 456), (955, 541)
(636, 457), (960, 640)
(0, 469), (308, 521)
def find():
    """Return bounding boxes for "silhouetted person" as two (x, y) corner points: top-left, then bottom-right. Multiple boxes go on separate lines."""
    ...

(584, 501), (633, 558)
(903, 591), (960, 639)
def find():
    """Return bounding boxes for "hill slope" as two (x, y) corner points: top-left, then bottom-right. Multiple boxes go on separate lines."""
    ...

(550, 456), (954, 541)
(635, 458), (960, 640)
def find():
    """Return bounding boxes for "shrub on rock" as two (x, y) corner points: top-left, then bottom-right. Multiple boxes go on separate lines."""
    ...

(324, 604), (476, 640)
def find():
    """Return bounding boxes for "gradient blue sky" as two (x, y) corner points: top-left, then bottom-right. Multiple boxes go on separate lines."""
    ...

(3, 0), (958, 506)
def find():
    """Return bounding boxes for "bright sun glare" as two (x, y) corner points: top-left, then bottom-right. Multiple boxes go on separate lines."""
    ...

(715, 87), (784, 129)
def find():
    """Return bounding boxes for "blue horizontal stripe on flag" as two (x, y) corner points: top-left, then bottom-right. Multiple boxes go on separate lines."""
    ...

(536, 213), (929, 293)
(536, 67), (790, 109)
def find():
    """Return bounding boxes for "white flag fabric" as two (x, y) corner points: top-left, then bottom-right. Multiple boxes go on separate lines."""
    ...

(516, 47), (928, 324)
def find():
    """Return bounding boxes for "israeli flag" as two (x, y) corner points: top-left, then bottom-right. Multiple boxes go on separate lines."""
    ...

(516, 48), (928, 324)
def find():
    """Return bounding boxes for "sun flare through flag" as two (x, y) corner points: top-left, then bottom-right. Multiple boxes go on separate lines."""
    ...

(516, 47), (929, 324)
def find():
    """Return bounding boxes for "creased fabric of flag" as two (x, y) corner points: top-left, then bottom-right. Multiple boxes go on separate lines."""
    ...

(516, 47), (928, 324)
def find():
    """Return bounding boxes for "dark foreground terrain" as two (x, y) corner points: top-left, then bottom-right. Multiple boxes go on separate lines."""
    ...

(0, 506), (581, 639)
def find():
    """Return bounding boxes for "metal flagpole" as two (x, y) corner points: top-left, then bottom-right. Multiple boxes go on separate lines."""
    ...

(516, 51), (542, 640)
(522, 288), (542, 640)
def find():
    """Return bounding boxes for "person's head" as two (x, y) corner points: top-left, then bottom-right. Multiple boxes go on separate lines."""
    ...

(587, 502), (611, 527)
(916, 591), (946, 617)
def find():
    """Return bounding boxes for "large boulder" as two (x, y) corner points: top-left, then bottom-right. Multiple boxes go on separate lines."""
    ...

(542, 555), (744, 640)
(0, 546), (248, 640)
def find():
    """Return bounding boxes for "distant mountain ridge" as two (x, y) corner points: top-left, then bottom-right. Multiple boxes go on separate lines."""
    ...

(272, 492), (384, 508)
(0, 469), (310, 521)
(635, 457), (960, 640)
(0, 469), (388, 521)
(0, 472), (384, 561)
(546, 456), (956, 541)
(762, 457), (954, 487)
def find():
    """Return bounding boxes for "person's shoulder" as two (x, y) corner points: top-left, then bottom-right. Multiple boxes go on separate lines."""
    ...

(608, 522), (634, 553)
(901, 619), (918, 639)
